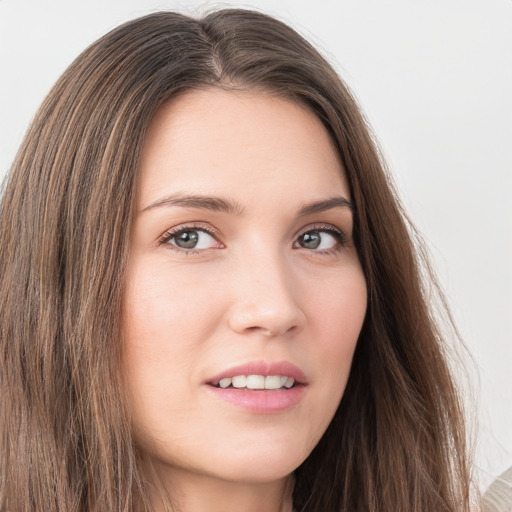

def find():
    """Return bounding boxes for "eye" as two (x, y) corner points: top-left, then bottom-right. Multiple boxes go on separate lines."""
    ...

(159, 226), (222, 252)
(294, 227), (345, 252)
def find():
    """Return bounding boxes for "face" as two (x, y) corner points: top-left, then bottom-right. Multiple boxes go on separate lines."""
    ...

(122, 88), (367, 486)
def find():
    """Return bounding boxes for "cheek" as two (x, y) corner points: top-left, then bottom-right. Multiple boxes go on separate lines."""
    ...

(123, 258), (222, 348)
(121, 261), (224, 425)
(306, 266), (367, 410)
(309, 265), (367, 349)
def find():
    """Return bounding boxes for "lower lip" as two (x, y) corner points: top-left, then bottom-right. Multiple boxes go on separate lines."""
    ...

(205, 385), (306, 413)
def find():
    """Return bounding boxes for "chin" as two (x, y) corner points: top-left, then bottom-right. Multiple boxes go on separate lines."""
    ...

(150, 432), (313, 485)
(206, 436), (313, 483)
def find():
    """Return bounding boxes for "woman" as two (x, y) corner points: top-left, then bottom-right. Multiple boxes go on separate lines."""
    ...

(0, 9), (474, 512)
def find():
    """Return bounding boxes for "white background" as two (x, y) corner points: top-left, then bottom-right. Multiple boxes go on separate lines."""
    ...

(1, 0), (510, 490)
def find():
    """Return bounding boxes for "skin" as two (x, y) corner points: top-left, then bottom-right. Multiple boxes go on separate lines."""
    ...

(122, 88), (367, 512)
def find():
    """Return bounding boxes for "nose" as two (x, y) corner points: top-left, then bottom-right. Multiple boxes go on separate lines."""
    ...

(226, 251), (306, 338)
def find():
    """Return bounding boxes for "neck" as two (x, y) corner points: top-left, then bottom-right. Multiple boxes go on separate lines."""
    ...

(148, 465), (294, 512)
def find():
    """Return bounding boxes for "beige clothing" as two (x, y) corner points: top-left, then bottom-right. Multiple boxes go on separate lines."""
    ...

(483, 466), (512, 512)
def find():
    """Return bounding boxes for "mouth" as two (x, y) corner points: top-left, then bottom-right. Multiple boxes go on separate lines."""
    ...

(204, 361), (306, 413)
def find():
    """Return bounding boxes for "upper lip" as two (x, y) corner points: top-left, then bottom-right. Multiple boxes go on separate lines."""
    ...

(206, 360), (307, 385)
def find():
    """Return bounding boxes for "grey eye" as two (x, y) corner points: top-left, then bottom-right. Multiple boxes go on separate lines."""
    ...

(298, 230), (321, 249)
(169, 229), (218, 250)
(296, 229), (340, 250)
(174, 230), (199, 248)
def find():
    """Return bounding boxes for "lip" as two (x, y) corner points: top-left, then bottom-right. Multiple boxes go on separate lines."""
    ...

(205, 360), (307, 385)
(204, 360), (307, 414)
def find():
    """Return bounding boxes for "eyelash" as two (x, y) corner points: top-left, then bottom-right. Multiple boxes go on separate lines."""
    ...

(158, 222), (347, 255)
(295, 223), (347, 255)
(158, 222), (222, 255)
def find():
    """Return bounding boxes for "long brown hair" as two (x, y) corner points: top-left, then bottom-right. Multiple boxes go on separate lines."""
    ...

(0, 9), (473, 511)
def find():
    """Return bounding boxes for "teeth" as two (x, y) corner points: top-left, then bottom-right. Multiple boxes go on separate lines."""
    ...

(219, 377), (232, 388)
(213, 375), (296, 390)
(246, 375), (265, 389)
(232, 375), (247, 388)
(265, 375), (283, 389)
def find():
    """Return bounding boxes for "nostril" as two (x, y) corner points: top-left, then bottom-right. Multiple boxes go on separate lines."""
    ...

(244, 324), (299, 338)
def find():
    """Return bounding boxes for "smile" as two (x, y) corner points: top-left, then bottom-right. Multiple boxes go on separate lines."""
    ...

(211, 374), (295, 390)
(205, 361), (306, 413)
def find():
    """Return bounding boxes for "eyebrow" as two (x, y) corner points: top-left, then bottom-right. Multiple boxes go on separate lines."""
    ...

(141, 193), (245, 215)
(141, 193), (354, 216)
(298, 196), (354, 216)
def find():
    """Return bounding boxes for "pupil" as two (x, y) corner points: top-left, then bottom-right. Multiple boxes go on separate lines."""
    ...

(176, 231), (199, 248)
(301, 231), (320, 249)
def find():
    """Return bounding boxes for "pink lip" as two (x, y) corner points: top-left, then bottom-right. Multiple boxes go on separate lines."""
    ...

(206, 360), (307, 385)
(204, 360), (307, 414)
(205, 386), (305, 414)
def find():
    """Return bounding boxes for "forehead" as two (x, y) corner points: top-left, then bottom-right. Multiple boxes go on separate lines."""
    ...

(138, 87), (348, 209)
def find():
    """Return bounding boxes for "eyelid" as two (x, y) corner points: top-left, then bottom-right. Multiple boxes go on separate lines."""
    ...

(293, 222), (348, 253)
(156, 221), (348, 254)
(157, 222), (223, 248)
(295, 223), (346, 240)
